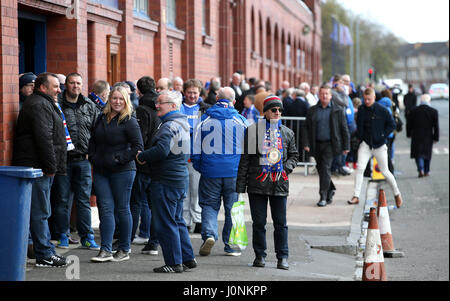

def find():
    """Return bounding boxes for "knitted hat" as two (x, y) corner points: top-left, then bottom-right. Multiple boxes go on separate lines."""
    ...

(263, 95), (283, 112)
(19, 72), (37, 89)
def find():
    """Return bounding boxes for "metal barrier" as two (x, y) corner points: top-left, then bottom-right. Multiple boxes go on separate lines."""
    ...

(280, 117), (316, 176)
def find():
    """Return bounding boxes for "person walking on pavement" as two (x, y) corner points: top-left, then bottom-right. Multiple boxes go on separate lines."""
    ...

(237, 95), (298, 270)
(348, 88), (403, 208)
(13, 72), (68, 267)
(192, 87), (248, 257)
(302, 84), (350, 207)
(132, 76), (161, 255)
(407, 94), (439, 178)
(403, 84), (417, 120)
(53, 72), (100, 251)
(136, 90), (197, 273)
(89, 86), (143, 263)
(180, 79), (211, 233)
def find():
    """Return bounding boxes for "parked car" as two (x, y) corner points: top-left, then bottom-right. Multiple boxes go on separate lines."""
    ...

(429, 83), (449, 100)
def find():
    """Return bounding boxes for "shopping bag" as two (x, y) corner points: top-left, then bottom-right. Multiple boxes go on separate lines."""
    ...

(229, 195), (248, 251)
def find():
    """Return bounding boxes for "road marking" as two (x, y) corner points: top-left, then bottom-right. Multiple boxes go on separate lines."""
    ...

(396, 148), (449, 156)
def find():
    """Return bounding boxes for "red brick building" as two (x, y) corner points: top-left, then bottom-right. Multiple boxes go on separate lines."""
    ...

(0, 0), (322, 165)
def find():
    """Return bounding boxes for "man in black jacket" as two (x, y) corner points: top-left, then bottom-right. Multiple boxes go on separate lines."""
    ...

(237, 95), (298, 270)
(53, 72), (100, 250)
(132, 76), (161, 255)
(13, 72), (68, 267)
(403, 84), (417, 120)
(348, 88), (403, 208)
(302, 84), (350, 207)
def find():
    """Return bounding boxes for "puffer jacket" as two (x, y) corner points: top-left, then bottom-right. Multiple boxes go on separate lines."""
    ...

(236, 120), (298, 196)
(13, 91), (67, 175)
(58, 91), (99, 158)
(88, 113), (144, 175)
(137, 111), (191, 189)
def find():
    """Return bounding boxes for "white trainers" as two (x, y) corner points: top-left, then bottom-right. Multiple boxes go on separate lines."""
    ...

(132, 236), (149, 245)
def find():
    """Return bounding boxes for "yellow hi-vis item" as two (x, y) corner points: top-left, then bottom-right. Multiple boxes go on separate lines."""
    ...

(372, 157), (385, 181)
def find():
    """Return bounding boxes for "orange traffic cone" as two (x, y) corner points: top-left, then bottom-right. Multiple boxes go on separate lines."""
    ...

(377, 189), (405, 258)
(362, 208), (387, 281)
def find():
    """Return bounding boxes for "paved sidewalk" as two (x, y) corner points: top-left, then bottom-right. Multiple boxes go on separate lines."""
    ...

(25, 167), (363, 281)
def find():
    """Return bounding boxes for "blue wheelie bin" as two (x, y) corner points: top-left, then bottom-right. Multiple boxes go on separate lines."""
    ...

(0, 166), (43, 281)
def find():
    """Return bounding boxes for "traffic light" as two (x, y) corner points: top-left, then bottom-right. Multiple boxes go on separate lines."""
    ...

(368, 68), (374, 80)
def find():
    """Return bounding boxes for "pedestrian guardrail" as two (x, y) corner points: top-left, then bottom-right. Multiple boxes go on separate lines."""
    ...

(280, 117), (316, 176)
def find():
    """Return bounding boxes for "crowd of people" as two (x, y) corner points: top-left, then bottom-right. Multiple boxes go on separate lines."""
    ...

(15, 69), (438, 273)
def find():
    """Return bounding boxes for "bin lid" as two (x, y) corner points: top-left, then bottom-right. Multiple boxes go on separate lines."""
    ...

(0, 166), (43, 179)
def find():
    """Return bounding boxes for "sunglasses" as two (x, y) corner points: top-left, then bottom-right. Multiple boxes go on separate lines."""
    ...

(270, 108), (283, 113)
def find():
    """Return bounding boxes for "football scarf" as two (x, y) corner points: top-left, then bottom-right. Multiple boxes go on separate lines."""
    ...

(256, 119), (288, 182)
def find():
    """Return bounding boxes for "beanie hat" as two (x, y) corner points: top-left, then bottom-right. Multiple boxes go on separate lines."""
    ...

(19, 72), (37, 89)
(263, 95), (283, 112)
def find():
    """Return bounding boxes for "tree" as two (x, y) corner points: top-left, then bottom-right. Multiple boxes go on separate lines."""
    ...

(321, 0), (403, 84)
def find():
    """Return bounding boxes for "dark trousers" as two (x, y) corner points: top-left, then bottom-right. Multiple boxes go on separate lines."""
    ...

(315, 141), (336, 200)
(248, 193), (288, 260)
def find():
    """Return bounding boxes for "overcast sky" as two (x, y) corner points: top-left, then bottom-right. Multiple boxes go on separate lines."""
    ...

(337, 0), (449, 43)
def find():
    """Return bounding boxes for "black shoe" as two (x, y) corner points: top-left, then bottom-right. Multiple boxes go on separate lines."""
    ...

(327, 190), (335, 204)
(193, 223), (202, 234)
(141, 243), (159, 255)
(253, 257), (266, 268)
(277, 258), (289, 270)
(112, 239), (119, 253)
(154, 264), (184, 273)
(183, 259), (198, 271)
(27, 244), (35, 259)
(36, 254), (68, 267)
(317, 200), (327, 207)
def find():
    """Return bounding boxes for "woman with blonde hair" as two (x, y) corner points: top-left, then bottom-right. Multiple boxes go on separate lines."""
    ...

(88, 86), (144, 263)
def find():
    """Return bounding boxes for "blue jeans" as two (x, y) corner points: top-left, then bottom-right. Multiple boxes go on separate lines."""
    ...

(150, 181), (195, 266)
(93, 170), (135, 253)
(130, 173), (158, 246)
(415, 157), (431, 174)
(198, 176), (238, 251)
(248, 193), (288, 259)
(30, 175), (55, 260)
(53, 159), (94, 240)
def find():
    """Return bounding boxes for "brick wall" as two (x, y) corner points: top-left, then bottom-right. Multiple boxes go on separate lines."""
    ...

(1, 0), (321, 163)
(0, 0), (19, 165)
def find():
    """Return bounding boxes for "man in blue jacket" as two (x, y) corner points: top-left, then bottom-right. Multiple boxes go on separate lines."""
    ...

(348, 88), (403, 208)
(191, 87), (248, 257)
(136, 90), (196, 273)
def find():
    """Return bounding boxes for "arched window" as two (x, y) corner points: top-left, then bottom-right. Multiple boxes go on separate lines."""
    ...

(266, 19), (272, 60)
(251, 8), (256, 52)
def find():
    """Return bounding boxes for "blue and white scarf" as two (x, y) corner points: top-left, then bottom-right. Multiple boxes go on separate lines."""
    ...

(55, 102), (75, 151)
(89, 92), (106, 108)
(256, 120), (288, 182)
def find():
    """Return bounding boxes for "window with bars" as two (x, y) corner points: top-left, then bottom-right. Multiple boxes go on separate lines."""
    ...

(134, 0), (149, 18)
(166, 0), (177, 28)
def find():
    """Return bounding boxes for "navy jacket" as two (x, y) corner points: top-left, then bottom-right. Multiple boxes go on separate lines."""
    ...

(88, 113), (143, 175)
(137, 111), (191, 188)
(356, 102), (395, 149)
